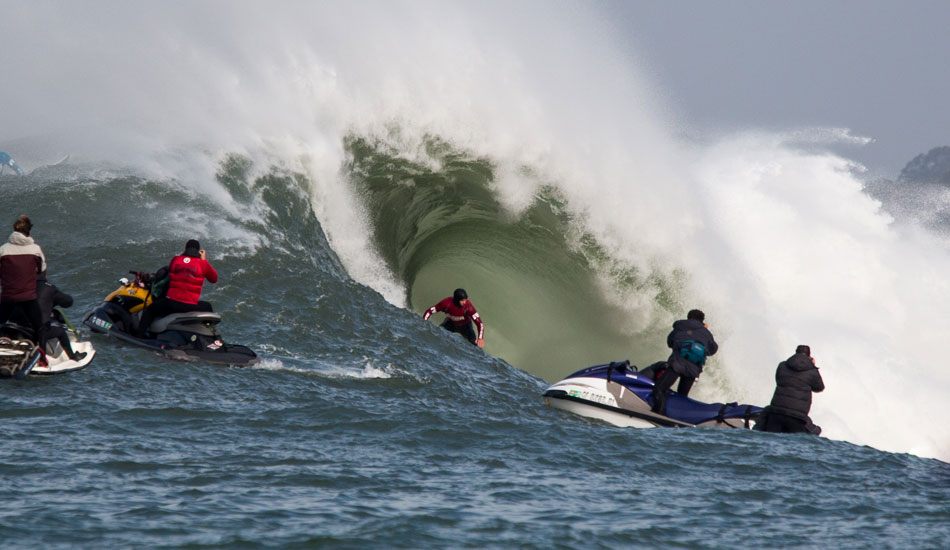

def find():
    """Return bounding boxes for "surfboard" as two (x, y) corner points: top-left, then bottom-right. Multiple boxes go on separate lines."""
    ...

(49, 154), (70, 167)
(26, 154), (71, 175)
(0, 151), (25, 176)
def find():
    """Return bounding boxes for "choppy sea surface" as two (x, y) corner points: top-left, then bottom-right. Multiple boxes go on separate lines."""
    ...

(1, 167), (947, 549)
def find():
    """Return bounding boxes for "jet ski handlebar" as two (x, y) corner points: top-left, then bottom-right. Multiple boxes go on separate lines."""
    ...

(127, 270), (154, 288)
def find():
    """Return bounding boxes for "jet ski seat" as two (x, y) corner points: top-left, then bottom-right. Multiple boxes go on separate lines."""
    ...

(149, 312), (222, 334)
(638, 361), (668, 381)
(0, 322), (35, 342)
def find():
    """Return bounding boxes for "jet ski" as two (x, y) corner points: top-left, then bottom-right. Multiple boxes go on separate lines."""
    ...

(83, 270), (258, 366)
(0, 326), (43, 379)
(0, 316), (96, 379)
(543, 360), (762, 429)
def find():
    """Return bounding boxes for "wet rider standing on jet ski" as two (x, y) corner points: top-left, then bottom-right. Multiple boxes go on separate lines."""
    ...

(651, 309), (718, 415)
(423, 288), (485, 348)
(136, 239), (217, 337)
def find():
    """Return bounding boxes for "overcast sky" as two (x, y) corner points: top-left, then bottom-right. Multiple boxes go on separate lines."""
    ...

(1, 1), (946, 180)
(601, 1), (949, 178)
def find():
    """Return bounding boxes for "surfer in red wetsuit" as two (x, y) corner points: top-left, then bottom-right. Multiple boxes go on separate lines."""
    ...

(423, 288), (484, 347)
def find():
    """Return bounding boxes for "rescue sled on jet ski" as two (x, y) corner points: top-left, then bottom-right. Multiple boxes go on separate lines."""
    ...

(0, 314), (96, 379)
(543, 360), (762, 429)
(83, 270), (258, 366)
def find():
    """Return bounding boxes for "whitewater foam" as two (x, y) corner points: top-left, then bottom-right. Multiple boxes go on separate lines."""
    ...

(688, 132), (949, 460)
(1, 2), (946, 460)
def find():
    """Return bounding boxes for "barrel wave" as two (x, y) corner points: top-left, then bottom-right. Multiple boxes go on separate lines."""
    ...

(0, 0), (946, 461)
(1, 3), (948, 547)
(345, 136), (679, 380)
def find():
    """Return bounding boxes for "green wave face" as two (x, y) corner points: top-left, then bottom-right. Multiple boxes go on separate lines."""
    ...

(346, 136), (681, 380)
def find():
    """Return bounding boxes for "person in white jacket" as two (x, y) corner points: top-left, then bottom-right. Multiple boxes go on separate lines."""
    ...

(0, 215), (48, 347)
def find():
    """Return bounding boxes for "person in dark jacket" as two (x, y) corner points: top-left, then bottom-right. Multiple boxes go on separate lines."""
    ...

(136, 239), (217, 337)
(36, 273), (86, 361)
(651, 309), (719, 415)
(0, 215), (47, 348)
(755, 345), (825, 434)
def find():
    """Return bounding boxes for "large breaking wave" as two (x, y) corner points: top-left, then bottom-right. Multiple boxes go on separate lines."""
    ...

(1, 2), (946, 461)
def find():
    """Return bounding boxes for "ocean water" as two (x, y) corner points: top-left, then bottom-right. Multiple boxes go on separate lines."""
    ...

(2, 2), (949, 548)
(1, 147), (946, 550)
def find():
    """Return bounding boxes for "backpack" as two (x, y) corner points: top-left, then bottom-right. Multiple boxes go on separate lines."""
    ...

(151, 266), (170, 299)
(679, 340), (707, 365)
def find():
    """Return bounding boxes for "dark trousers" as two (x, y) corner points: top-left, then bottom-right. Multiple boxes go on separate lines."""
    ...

(756, 410), (809, 434)
(137, 298), (212, 337)
(650, 367), (696, 415)
(45, 324), (79, 359)
(0, 299), (46, 347)
(440, 319), (477, 345)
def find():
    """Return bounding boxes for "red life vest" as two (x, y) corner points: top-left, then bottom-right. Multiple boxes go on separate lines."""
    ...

(165, 254), (218, 304)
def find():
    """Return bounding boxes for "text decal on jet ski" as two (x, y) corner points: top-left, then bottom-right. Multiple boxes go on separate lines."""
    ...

(91, 317), (113, 330)
(569, 389), (611, 405)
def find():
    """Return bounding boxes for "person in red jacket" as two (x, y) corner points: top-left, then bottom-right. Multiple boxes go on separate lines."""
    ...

(136, 239), (217, 337)
(423, 288), (484, 347)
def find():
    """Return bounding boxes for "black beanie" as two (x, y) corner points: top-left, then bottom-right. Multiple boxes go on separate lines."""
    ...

(185, 239), (201, 252)
(796, 345), (811, 356)
(453, 288), (468, 305)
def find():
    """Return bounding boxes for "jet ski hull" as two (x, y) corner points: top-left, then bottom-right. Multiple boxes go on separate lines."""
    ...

(543, 361), (761, 429)
(544, 376), (693, 428)
(161, 345), (259, 366)
(1, 322), (95, 378)
(84, 303), (258, 367)
(544, 389), (661, 429)
(0, 340), (43, 379)
(31, 336), (96, 376)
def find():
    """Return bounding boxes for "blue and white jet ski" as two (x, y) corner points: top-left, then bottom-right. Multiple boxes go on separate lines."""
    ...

(543, 360), (762, 429)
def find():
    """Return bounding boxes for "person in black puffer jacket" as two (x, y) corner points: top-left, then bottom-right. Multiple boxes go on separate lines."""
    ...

(755, 345), (825, 434)
(651, 309), (719, 415)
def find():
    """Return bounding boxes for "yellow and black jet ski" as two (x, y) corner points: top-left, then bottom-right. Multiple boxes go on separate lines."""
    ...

(83, 270), (258, 366)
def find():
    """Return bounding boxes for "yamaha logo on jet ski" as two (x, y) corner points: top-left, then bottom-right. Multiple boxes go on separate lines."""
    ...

(82, 270), (258, 366)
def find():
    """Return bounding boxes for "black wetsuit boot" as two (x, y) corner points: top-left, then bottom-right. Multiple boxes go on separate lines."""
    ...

(651, 367), (680, 415)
